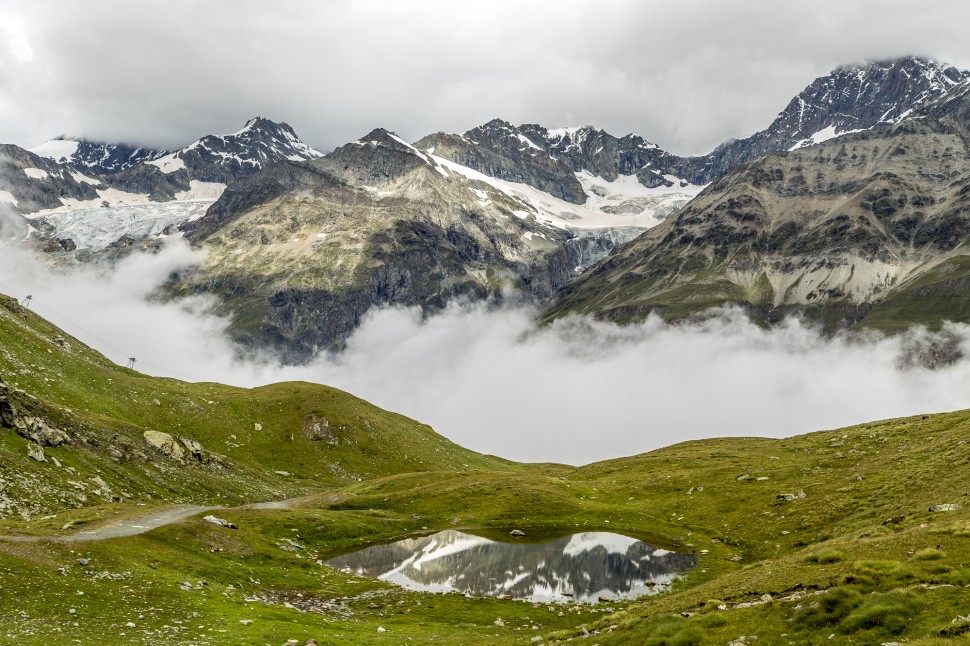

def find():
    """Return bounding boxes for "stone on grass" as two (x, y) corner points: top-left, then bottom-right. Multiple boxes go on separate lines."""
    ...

(27, 442), (46, 462)
(509, 529), (526, 537)
(203, 515), (237, 529)
(143, 430), (186, 462)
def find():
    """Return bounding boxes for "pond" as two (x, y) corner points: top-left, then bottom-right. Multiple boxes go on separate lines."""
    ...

(325, 529), (697, 603)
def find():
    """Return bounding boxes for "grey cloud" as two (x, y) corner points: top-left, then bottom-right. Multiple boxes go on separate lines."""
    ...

(2, 1), (970, 154)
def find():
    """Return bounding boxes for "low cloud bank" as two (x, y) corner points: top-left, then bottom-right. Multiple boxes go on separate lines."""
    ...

(1, 240), (969, 465)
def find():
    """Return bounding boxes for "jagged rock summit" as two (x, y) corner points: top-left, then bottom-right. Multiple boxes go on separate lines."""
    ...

(543, 60), (970, 332)
(144, 116), (323, 183)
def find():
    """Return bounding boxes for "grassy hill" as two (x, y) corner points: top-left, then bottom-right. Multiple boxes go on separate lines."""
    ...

(3, 291), (970, 644)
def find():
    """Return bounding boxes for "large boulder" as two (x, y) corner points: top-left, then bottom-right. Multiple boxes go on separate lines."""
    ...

(143, 430), (186, 462)
(27, 442), (46, 462)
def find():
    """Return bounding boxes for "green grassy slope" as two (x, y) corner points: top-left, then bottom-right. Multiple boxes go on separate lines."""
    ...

(4, 291), (970, 644)
(0, 292), (508, 525)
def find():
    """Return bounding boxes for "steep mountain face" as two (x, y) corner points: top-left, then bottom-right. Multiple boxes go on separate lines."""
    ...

(0, 144), (101, 213)
(520, 124), (689, 189)
(414, 119), (586, 203)
(543, 81), (970, 330)
(17, 117), (323, 212)
(178, 128), (582, 361)
(679, 56), (969, 184)
(30, 136), (168, 175)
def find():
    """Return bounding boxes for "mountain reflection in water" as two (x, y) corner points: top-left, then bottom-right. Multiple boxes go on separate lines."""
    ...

(325, 530), (696, 603)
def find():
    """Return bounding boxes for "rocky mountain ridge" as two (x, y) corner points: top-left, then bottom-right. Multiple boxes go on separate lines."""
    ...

(543, 69), (970, 331)
(6, 117), (323, 217)
(177, 127), (588, 361)
(30, 136), (168, 175)
(424, 57), (967, 202)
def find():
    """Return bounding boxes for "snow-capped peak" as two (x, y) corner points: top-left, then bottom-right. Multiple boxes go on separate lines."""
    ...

(29, 136), (168, 175)
(29, 136), (82, 163)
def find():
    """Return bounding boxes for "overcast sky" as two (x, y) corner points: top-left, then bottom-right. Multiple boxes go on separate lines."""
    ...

(2, 0), (970, 155)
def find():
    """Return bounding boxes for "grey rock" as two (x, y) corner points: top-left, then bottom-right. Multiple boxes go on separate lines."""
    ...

(180, 437), (206, 461)
(27, 442), (46, 462)
(15, 416), (70, 447)
(509, 529), (526, 537)
(202, 515), (238, 529)
(929, 504), (961, 512)
(143, 430), (186, 462)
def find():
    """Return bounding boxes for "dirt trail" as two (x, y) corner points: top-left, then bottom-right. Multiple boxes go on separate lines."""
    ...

(0, 496), (307, 543)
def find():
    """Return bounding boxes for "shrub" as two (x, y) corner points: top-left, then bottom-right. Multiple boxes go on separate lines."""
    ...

(805, 549), (846, 564)
(637, 617), (709, 646)
(948, 568), (970, 586)
(913, 547), (944, 561)
(793, 586), (863, 627)
(839, 590), (917, 635)
(851, 560), (915, 589)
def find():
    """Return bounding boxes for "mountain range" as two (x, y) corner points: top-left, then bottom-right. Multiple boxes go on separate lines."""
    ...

(543, 61), (970, 331)
(3, 56), (969, 357)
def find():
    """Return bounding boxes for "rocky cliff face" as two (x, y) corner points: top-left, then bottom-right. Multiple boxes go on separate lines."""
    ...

(674, 56), (969, 184)
(0, 144), (101, 213)
(415, 119), (586, 203)
(178, 129), (583, 361)
(520, 125), (687, 189)
(146, 116), (323, 184)
(543, 79), (970, 331)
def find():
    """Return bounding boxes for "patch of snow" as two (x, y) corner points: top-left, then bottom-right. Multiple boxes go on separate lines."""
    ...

(544, 127), (581, 141)
(0, 190), (18, 206)
(29, 138), (80, 162)
(430, 153), (695, 231)
(515, 133), (542, 151)
(468, 187), (490, 205)
(22, 167), (49, 180)
(147, 153), (185, 173)
(175, 180), (226, 201)
(70, 171), (101, 185)
(788, 125), (864, 151)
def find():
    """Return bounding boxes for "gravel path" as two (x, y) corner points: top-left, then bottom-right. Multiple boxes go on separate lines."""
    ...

(0, 496), (304, 543)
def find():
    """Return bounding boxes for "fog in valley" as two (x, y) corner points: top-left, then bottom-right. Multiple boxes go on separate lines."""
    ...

(1, 240), (968, 465)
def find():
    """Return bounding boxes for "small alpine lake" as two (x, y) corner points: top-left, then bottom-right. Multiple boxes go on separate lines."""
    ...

(325, 529), (697, 603)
